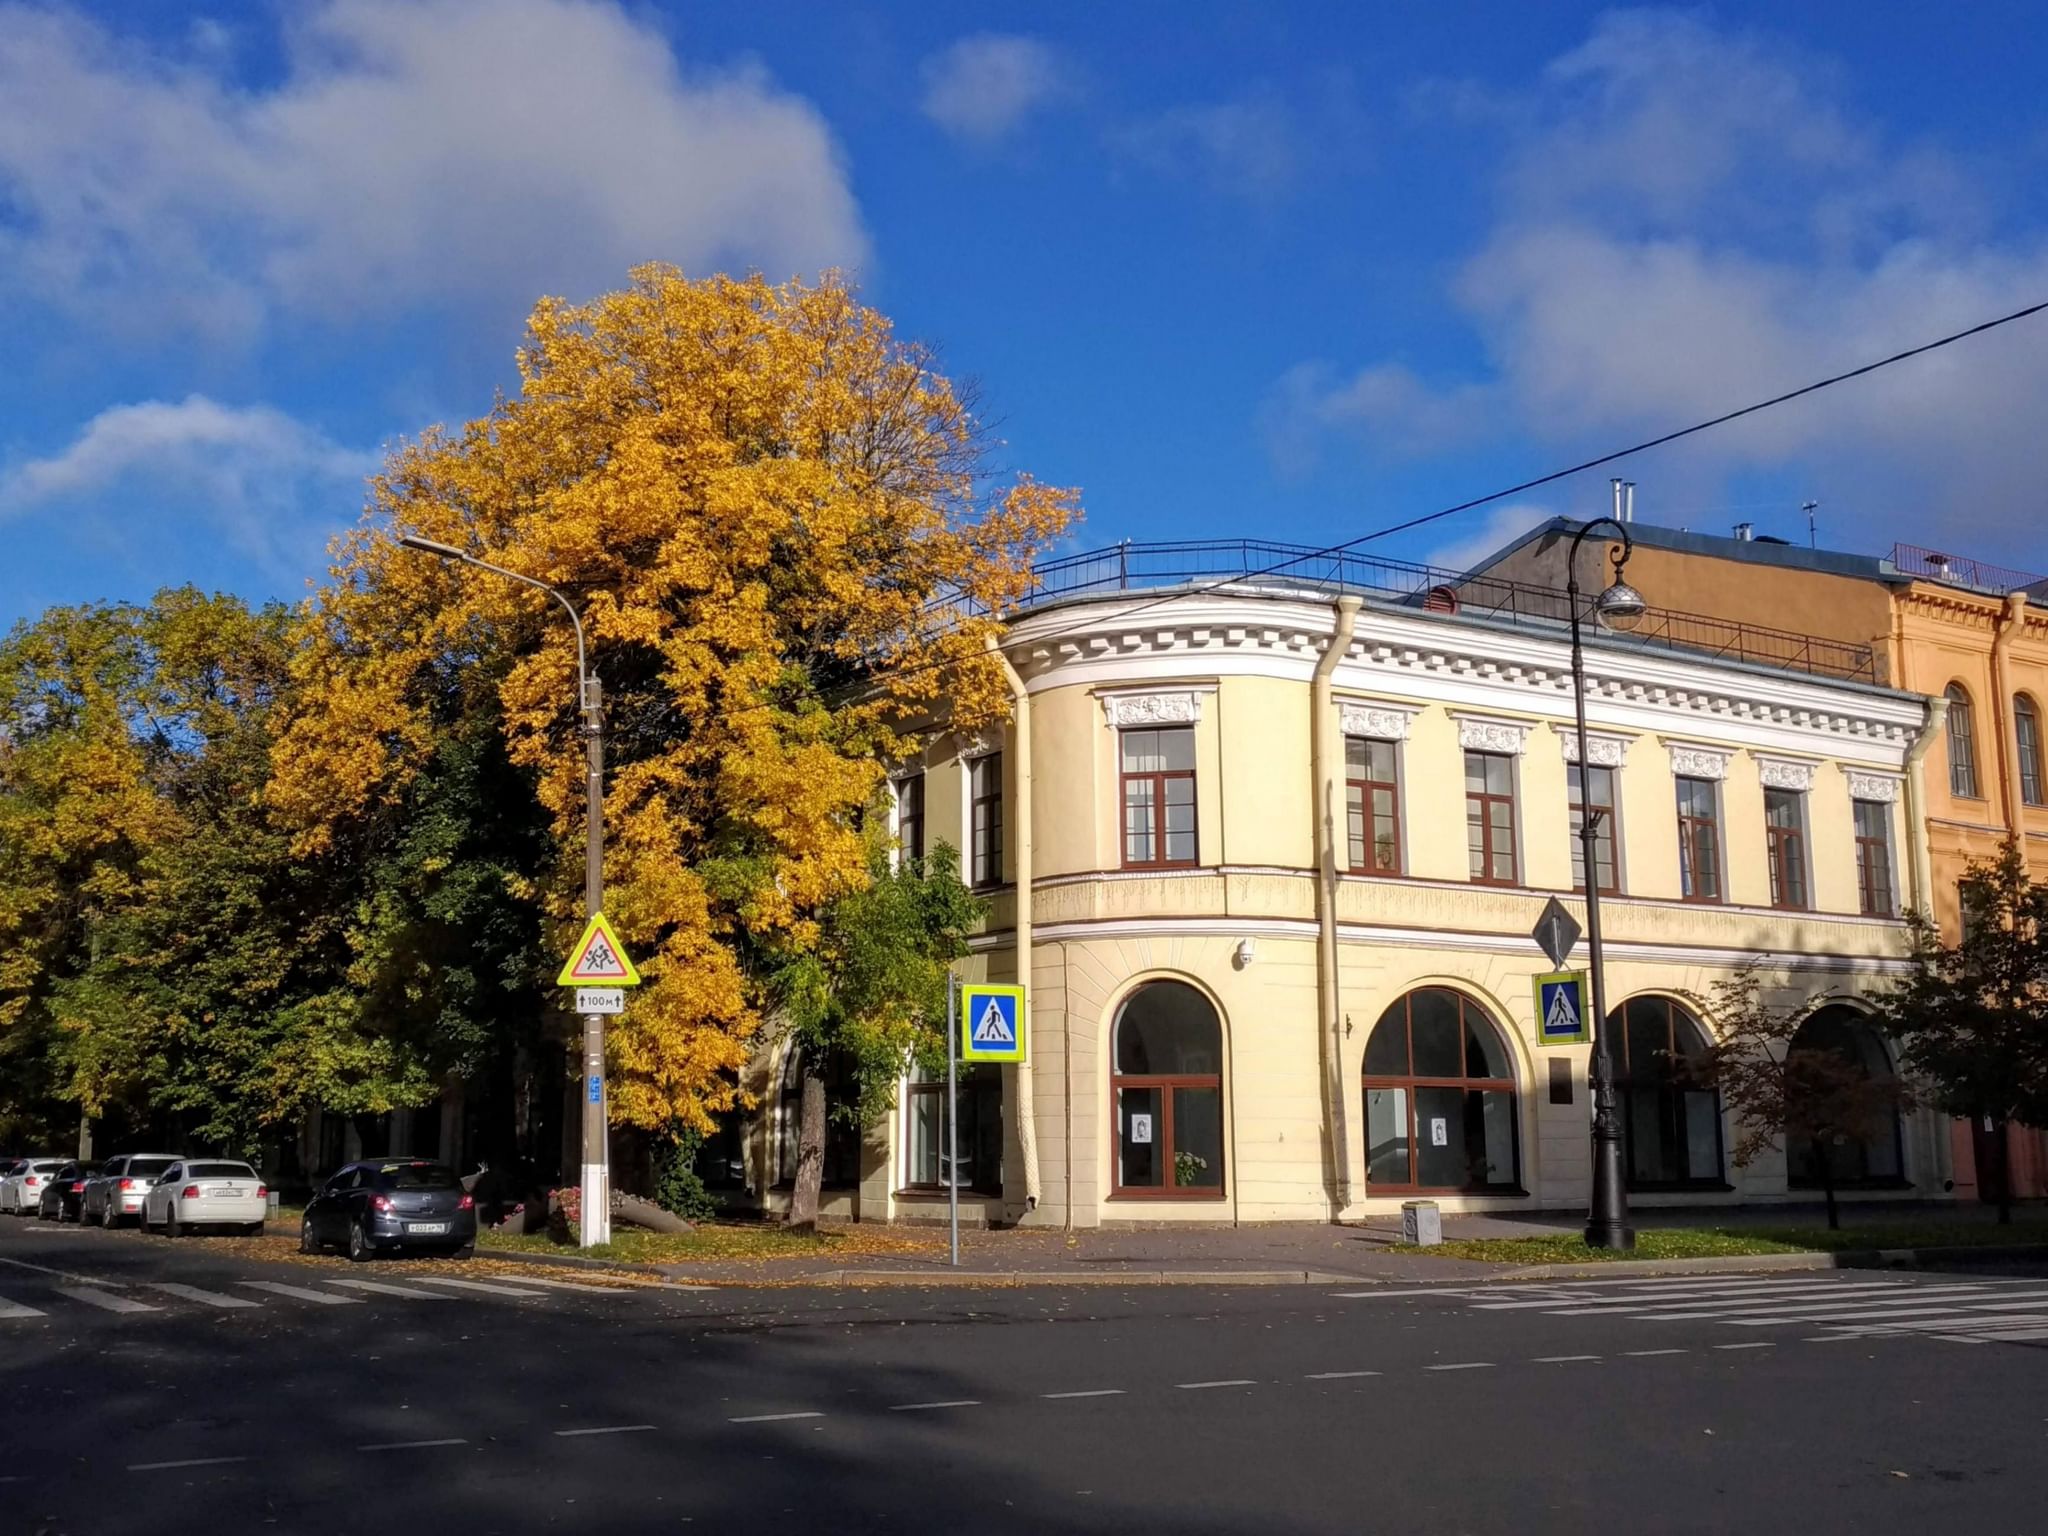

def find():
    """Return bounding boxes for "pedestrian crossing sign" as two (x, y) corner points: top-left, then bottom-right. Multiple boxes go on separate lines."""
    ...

(557, 912), (642, 987)
(1534, 971), (1590, 1045)
(960, 983), (1027, 1063)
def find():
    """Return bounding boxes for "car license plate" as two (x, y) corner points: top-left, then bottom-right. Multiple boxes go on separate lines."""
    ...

(409, 1222), (449, 1235)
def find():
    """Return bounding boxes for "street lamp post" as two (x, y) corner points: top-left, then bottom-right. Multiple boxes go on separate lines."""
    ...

(397, 535), (611, 1248)
(1564, 517), (1645, 1252)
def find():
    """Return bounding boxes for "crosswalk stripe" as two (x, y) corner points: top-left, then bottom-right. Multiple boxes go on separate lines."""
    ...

(237, 1281), (361, 1306)
(1791, 1299), (2048, 1331)
(465, 1275), (631, 1295)
(146, 1283), (260, 1310)
(320, 1278), (452, 1300)
(0, 1296), (48, 1320)
(1478, 1281), (1912, 1312)
(1544, 1283), (1918, 1317)
(1642, 1288), (2048, 1324)
(415, 1277), (549, 1298)
(1632, 1285), (2039, 1321)
(58, 1287), (160, 1314)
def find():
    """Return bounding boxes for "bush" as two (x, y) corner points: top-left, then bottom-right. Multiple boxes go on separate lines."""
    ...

(652, 1128), (717, 1224)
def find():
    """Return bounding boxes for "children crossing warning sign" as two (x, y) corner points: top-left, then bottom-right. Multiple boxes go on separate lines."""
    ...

(960, 983), (1027, 1063)
(1534, 971), (1590, 1045)
(558, 912), (642, 987)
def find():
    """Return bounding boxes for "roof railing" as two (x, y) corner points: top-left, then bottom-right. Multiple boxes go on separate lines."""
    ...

(1888, 542), (2045, 596)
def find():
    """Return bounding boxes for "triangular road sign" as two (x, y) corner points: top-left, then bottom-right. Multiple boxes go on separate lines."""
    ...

(971, 997), (1015, 1046)
(1544, 984), (1580, 1037)
(558, 912), (641, 987)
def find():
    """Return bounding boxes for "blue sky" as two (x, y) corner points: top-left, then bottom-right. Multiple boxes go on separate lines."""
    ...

(3, 1), (2047, 625)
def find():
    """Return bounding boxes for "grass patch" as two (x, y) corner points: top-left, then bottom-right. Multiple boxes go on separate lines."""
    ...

(477, 1220), (939, 1266)
(1421, 1220), (2048, 1265)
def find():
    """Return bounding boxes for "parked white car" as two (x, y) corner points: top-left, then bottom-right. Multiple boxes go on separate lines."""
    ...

(141, 1160), (268, 1237)
(0, 1158), (67, 1216)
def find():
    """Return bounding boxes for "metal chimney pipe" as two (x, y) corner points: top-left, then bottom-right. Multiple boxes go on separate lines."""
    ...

(1623, 482), (1635, 522)
(1611, 478), (1625, 523)
(1733, 522), (1754, 541)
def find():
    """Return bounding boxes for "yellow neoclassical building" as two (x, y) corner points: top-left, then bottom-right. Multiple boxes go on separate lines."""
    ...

(736, 544), (1953, 1227)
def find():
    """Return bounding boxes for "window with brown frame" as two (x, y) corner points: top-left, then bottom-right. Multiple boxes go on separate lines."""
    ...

(1853, 799), (1895, 917)
(1568, 762), (1620, 895)
(1119, 727), (1197, 867)
(1362, 987), (1520, 1193)
(893, 772), (925, 864)
(903, 1064), (1003, 1196)
(1111, 981), (1224, 1198)
(2018, 694), (2045, 807)
(1946, 683), (1979, 798)
(1345, 736), (1401, 874)
(1675, 776), (1722, 902)
(969, 754), (1003, 887)
(1464, 751), (1517, 885)
(1764, 787), (1809, 910)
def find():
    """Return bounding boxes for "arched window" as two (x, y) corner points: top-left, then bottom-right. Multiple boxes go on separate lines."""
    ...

(1786, 1006), (1903, 1187)
(1363, 988), (1519, 1192)
(1945, 684), (1978, 798)
(1112, 981), (1224, 1197)
(2017, 694), (2044, 808)
(1610, 997), (1722, 1189)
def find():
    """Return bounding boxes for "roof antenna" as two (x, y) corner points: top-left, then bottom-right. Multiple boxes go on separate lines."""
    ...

(1802, 500), (1819, 549)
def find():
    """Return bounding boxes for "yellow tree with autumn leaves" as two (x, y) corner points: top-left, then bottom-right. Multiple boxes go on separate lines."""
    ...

(272, 266), (1077, 1148)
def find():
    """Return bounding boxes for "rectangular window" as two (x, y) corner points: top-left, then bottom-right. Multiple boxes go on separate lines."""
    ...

(970, 754), (1002, 887)
(2019, 699), (2044, 807)
(1568, 763), (1620, 895)
(893, 772), (925, 864)
(1764, 787), (1809, 910)
(1464, 751), (1517, 885)
(1344, 737), (1401, 874)
(904, 1066), (1003, 1196)
(1853, 799), (1894, 917)
(1120, 727), (1197, 868)
(1675, 777), (1722, 902)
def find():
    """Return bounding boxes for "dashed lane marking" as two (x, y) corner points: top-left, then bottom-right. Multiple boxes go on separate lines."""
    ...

(57, 1287), (158, 1314)
(360, 1438), (467, 1452)
(726, 1412), (823, 1425)
(236, 1281), (360, 1305)
(1532, 1355), (1601, 1363)
(0, 1297), (47, 1320)
(1424, 1362), (1493, 1372)
(321, 1278), (452, 1300)
(1304, 1370), (1381, 1380)
(889, 1401), (980, 1412)
(145, 1283), (260, 1309)
(1713, 1342), (1775, 1351)
(1175, 1379), (1256, 1390)
(1623, 1348), (1688, 1357)
(1042, 1389), (1125, 1399)
(555, 1424), (657, 1437)
(128, 1456), (248, 1473)
(0, 1254), (132, 1286)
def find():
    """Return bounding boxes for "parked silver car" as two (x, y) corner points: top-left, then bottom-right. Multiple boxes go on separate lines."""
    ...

(81, 1153), (178, 1228)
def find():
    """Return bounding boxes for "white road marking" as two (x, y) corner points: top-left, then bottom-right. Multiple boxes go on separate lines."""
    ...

(889, 1400), (980, 1412)
(555, 1424), (657, 1436)
(359, 1438), (466, 1452)
(146, 1283), (260, 1310)
(236, 1281), (360, 1305)
(1532, 1354), (1601, 1363)
(1623, 1348), (1688, 1357)
(1424, 1362), (1493, 1372)
(321, 1278), (451, 1300)
(1304, 1370), (1381, 1380)
(128, 1456), (248, 1472)
(1720, 1297), (2048, 1329)
(726, 1412), (823, 1424)
(1633, 1284), (2042, 1322)
(1175, 1379), (1256, 1390)
(1043, 1389), (1125, 1399)
(474, 1275), (630, 1295)
(1482, 1281), (1909, 1312)
(0, 1297), (48, 1320)
(416, 1277), (550, 1298)
(1713, 1342), (1775, 1351)
(0, 1254), (131, 1286)
(1328, 1288), (1496, 1300)
(58, 1287), (158, 1314)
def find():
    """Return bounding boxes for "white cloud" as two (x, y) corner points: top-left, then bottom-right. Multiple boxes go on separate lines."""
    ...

(1421, 502), (1555, 575)
(1269, 11), (2048, 558)
(920, 34), (1062, 144)
(1110, 95), (1297, 203)
(0, 0), (867, 340)
(0, 397), (375, 574)
(1261, 360), (1500, 476)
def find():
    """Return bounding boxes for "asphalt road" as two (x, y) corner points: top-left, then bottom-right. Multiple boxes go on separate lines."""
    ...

(2, 1219), (2044, 1536)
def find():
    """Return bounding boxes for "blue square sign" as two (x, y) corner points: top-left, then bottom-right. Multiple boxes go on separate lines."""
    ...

(1534, 971), (1590, 1046)
(960, 984), (1027, 1064)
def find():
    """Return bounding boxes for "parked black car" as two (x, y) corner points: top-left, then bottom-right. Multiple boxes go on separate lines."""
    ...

(36, 1161), (97, 1222)
(300, 1160), (477, 1262)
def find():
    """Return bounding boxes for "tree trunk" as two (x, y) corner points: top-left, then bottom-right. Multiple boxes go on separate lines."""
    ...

(787, 1064), (827, 1234)
(1814, 1138), (1840, 1231)
(1993, 1117), (2014, 1226)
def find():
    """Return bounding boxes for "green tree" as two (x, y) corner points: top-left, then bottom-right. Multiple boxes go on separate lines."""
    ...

(1873, 840), (2048, 1225)
(770, 836), (982, 1231)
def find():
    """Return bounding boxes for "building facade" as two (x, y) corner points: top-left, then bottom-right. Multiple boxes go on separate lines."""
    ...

(734, 553), (1949, 1227)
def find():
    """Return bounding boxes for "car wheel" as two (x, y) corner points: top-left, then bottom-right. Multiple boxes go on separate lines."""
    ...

(298, 1216), (320, 1255)
(346, 1220), (375, 1263)
(167, 1209), (182, 1239)
(99, 1200), (115, 1229)
(448, 1243), (474, 1261)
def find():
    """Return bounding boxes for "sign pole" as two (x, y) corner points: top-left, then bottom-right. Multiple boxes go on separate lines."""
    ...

(946, 973), (960, 1268)
(579, 674), (610, 1249)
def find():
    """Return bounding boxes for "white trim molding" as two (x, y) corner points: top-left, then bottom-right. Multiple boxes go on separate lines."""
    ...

(1756, 755), (1817, 792)
(1845, 770), (1903, 803)
(1554, 725), (1634, 768)
(1338, 699), (1418, 741)
(1097, 686), (1213, 729)
(1665, 741), (1731, 781)
(1451, 712), (1533, 756)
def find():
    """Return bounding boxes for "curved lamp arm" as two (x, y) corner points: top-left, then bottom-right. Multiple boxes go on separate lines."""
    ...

(396, 534), (590, 701)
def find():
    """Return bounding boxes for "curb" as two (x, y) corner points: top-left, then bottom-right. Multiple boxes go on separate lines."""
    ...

(1491, 1251), (1842, 1281)
(796, 1268), (1361, 1287)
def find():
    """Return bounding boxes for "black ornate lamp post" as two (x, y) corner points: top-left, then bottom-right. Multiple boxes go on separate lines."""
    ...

(1566, 517), (1645, 1251)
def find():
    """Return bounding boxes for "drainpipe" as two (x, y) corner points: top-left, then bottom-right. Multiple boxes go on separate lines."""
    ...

(992, 641), (1042, 1214)
(1313, 595), (1363, 1217)
(1991, 592), (2028, 838)
(1903, 696), (1946, 918)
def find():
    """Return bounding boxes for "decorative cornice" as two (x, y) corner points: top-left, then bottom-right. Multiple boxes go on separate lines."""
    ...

(1756, 755), (1817, 792)
(1845, 770), (1902, 804)
(1666, 741), (1731, 781)
(1338, 700), (1417, 741)
(1451, 713), (1532, 756)
(1554, 726), (1633, 768)
(959, 728), (1003, 759)
(1099, 688), (1208, 729)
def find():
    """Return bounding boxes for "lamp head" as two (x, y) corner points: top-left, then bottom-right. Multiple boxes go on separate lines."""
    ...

(1593, 579), (1648, 634)
(396, 533), (467, 561)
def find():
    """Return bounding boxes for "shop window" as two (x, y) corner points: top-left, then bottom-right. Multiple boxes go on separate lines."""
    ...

(904, 1064), (1003, 1197)
(1362, 988), (1520, 1193)
(1785, 1007), (1904, 1187)
(1111, 981), (1224, 1198)
(1610, 997), (1723, 1189)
